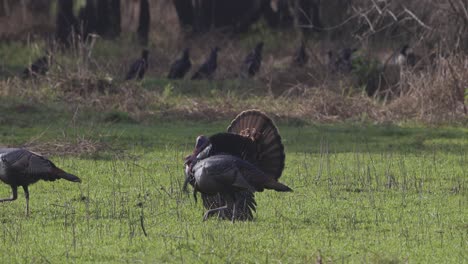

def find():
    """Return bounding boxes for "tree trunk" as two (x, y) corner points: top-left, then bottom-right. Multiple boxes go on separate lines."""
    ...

(108, 0), (120, 38)
(173, 0), (193, 27)
(173, 0), (284, 33)
(56, 0), (77, 46)
(96, 0), (120, 39)
(96, 0), (109, 36)
(264, 0), (295, 28)
(296, 0), (323, 32)
(78, 0), (97, 39)
(0, 0), (11, 17)
(137, 0), (150, 45)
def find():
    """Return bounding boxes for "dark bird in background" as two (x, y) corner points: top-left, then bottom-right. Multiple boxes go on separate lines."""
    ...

(336, 47), (357, 73)
(396, 44), (417, 67)
(328, 47), (357, 73)
(0, 148), (81, 215)
(184, 109), (292, 221)
(167, 48), (191, 79)
(23, 52), (51, 78)
(327, 50), (334, 68)
(292, 40), (308, 67)
(242, 42), (264, 77)
(191, 47), (219, 80)
(125, 49), (149, 80)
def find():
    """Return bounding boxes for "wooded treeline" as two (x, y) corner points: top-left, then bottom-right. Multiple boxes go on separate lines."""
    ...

(0, 0), (466, 52)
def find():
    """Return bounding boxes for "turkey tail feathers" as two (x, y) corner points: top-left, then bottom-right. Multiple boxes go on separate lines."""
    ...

(264, 180), (293, 192)
(52, 167), (82, 183)
(227, 109), (285, 180)
(202, 192), (256, 221)
(62, 173), (82, 183)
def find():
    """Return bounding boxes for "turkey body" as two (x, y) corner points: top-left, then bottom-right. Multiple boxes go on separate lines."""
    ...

(0, 148), (81, 215)
(125, 49), (149, 80)
(242, 42), (263, 77)
(328, 47), (357, 73)
(23, 55), (50, 78)
(184, 109), (291, 221)
(192, 154), (290, 195)
(191, 47), (219, 80)
(167, 48), (191, 79)
(192, 155), (257, 195)
(292, 41), (308, 67)
(396, 44), (417, 67)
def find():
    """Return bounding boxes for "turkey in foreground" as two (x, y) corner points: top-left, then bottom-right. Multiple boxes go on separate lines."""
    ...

(0, 148), (81, 215)
(191, 47), (219, 80)
(125, 49), (149, 80)
(184, 109), (292, 221)
(167, 48), (191, 79)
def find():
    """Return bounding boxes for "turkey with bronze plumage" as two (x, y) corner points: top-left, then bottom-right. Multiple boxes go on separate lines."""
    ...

(184, 110), (291, 221)
(0, 148), (81, 215)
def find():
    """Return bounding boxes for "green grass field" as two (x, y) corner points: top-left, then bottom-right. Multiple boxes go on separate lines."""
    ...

(0, 104), (466, 263)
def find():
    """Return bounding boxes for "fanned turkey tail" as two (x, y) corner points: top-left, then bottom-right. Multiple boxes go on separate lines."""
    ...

(227, 109), (285, 180)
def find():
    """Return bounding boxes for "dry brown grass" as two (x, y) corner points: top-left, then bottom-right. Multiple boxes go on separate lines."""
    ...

(386, 55), (467, 122)
(1, 49), (466, 125)
(23, 137), (108, 157)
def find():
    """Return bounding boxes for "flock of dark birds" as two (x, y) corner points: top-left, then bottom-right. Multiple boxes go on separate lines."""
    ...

(20, 38), (419, 87)
(1, 109), (290, 221)
(166, 43), (265, 81)
(21, 40), (418, 85)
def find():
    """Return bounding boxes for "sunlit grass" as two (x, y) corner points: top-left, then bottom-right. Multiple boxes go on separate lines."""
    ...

(0, 110), (466, 262)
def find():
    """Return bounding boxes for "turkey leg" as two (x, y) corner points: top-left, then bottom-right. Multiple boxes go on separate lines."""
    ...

(203, 205), (228, 221)
(0, 186), (18, 203)
(23, 186), (30, 216)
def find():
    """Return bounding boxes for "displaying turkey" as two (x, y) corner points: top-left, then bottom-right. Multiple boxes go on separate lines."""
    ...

(292, 40), (308, 67)
(0, 148), (81, 215)
(191, 47), (219, 80)
(23, 52), (51, 78)
(125, 49), (149, 80)
(242, 42), (263, 77)
(184, 109), (291, 221)
(167, 48), (191, 79)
